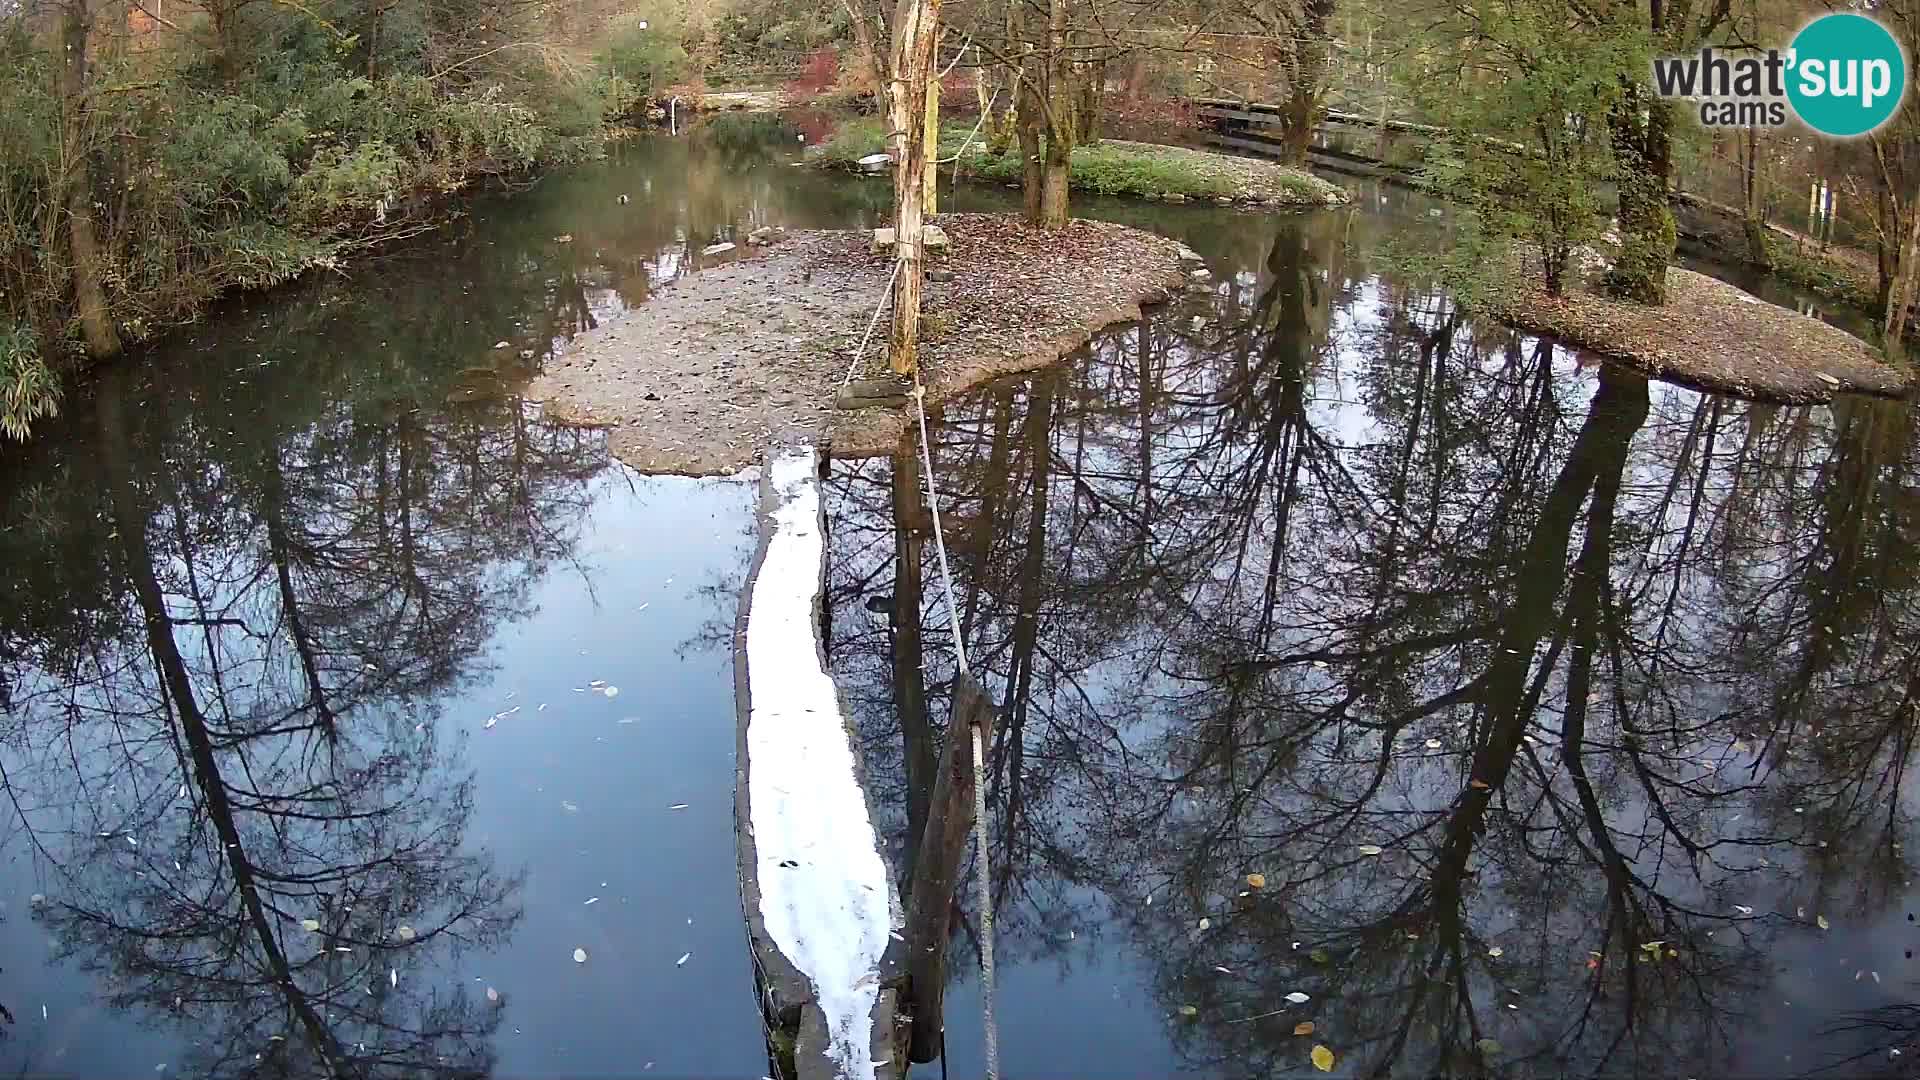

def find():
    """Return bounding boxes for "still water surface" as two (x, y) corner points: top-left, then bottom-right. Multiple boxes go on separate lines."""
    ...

(1, 115), (1914, 1078)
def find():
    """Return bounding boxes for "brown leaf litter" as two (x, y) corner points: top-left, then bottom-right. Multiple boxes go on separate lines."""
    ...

(526, 213), (1189, 475)
(1483, 260), (1910, 404)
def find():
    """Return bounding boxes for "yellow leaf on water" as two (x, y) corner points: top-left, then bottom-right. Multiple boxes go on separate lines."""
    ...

(1817, 915), (1830, 930)
(1247, 873), (1267, 889)
(1311, 1045), (1335, 1072)
(1293, 1022), (1314, 1036)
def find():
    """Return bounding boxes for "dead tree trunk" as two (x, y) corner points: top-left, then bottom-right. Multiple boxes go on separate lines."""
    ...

(903, 675), (994, 1064)
(59, 0), (120, 360)
(885, 0), (942, 376)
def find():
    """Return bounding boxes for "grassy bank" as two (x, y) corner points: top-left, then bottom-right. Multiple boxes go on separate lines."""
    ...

(816, 119), (1346, 207)
(0, 9), (689, 440)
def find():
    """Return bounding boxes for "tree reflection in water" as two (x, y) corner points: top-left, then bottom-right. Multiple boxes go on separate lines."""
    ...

(0, 363), (609, 1077)
(824, 206), (1920, 1078)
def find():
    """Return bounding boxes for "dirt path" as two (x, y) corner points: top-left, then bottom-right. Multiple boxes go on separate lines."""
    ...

(526, 213), (1189, 475)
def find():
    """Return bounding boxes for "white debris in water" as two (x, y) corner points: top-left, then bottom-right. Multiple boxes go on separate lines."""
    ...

(745, 449), (893, 1080)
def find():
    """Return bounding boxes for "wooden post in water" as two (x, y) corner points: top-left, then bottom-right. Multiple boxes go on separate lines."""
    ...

(902, 673), (994, 1064)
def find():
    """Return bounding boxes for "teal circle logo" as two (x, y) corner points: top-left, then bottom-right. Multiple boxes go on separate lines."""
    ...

(1787, 13), (1906, 137)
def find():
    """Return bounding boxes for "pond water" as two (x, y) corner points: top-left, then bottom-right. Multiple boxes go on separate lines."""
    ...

(1, 114), (1914, 1079)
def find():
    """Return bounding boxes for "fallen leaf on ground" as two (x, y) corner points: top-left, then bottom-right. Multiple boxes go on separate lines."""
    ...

(1311, 1045), (1335, 1072)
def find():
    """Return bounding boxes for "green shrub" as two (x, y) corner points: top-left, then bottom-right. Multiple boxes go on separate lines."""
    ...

(600, 13), (687, 98)
(0, 322), (57, 441)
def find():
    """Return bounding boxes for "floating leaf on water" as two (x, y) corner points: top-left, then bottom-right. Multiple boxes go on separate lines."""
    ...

(300, 919), (321, 932)
(396, 925), (417, 942)
(1293, 1021), (1314, 1036)
(1817, 915), (1830, 930)
(603, 687), (620, 698)
(1311, 660), (1328, 669)
(1247, 873), (1267, 889)
(1285, 991), (1311, 1004)
(127, 836), (139, 847)
(584, 897), (600, 905)
(1309, 947), (1331, 965)
(1311, 1045), (1335, 1072)
(669, 803), (689, 810)
(561, 801), (580, 813)
(335, 947), (352, 953)
(178, 785), (188, 798)
(1487, 946), (1504, 957)
(1476, 1038), (1502, 1057)
(1198, 918), (1211, 930)
(573, 948), (588, 963)
(486, 986), (500, 1003)
(484, 716), (498, 729)
(589, 680), (607, 689)
(1178, 1005), (1199, 1018)
(390, 968), (398, 988)
(1357, 844), (1384, 856)
(1733, 905), (1754, 916)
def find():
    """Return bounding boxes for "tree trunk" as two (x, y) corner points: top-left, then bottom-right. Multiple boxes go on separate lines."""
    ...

(885, 0), (941, 376)
(1074, 61), (1102, 145)
(1037, 0), (1073, 229)
(59, 0), (120, 360)
(1275, 0), (1335, 167)
(1884, 183), (1920, 344)
(1605, 89), (1675, 305)
(1016, 63), (1044, 224)
(1740, 126), (1771, 268)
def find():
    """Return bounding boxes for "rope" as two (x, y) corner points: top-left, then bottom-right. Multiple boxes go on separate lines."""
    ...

(908, 378), (997, 1080)
(842, 261), (903, 387)
(935, 89), (999, 172)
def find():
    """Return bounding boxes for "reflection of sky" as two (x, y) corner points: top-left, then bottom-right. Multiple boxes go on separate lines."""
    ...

(0, 464), (765, 1078)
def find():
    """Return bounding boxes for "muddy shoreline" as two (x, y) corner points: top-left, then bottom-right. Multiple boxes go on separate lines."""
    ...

(526, 213), (1190, 475)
